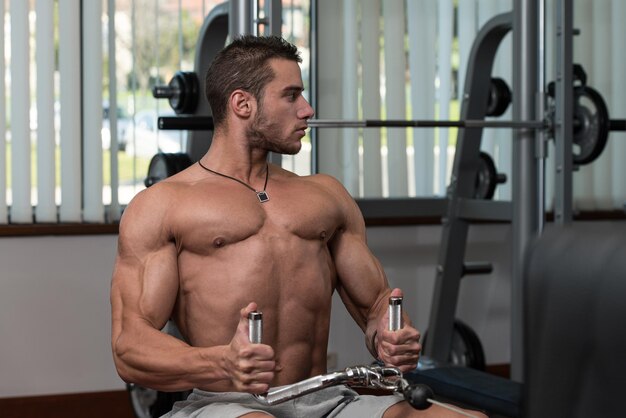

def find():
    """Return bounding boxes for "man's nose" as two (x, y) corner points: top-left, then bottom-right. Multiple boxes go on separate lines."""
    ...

(300, 100), (315, 119)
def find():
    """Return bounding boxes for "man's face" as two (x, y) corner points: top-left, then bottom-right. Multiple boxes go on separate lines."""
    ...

(247, 59), (315, 155)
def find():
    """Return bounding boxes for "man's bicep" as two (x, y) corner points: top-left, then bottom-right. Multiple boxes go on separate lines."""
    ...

(321, 174), (390, 323)
(114, 247), (179, 328)
(331, 229), (388, 324)
(112, 202), (180, 332)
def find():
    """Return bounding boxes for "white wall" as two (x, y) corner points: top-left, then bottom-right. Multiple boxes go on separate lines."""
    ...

(0, 235), (121, 397)
(0, 225), (513, 398)
(329, 223), (513, 370)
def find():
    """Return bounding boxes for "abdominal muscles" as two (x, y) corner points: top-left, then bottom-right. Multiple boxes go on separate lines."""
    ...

(175, 232), (336, 390)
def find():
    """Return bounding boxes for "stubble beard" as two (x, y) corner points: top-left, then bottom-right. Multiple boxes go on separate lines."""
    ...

(247, 106), (302, 155)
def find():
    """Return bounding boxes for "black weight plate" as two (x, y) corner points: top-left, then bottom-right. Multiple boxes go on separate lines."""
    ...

(486, 77), (512, 117)
(173, 153), (193, 174)
(144, 152), (193, 188)
(451, 319), (486, 371)
(573, 86), (609, 165)
(167, 73), (184, 113)
(422, 319), (486, 371)
(144, 153), (173, 188)
(474, 151), (498, 200)
(169, 71), (200, 115)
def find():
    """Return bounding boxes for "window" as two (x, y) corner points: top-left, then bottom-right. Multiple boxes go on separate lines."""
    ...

(0, 0), (312, 225)
(1, 0), (624, 227)
(313, 0), (626, 214)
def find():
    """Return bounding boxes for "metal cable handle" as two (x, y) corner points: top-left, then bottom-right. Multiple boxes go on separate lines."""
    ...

(254, 365), (402, 405)
(248, 311), (263, 344)
(254, 363), (479, 416)
(247, 301), (479, 416)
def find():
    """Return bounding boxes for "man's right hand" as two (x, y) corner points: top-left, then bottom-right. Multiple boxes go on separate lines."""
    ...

(223, 302), (276, 394)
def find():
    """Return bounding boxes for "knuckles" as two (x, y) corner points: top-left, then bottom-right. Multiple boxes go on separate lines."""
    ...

(235, 359), (256, 373)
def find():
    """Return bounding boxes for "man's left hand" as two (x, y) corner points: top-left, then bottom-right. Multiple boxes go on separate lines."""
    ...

(375, 288), (421, 373)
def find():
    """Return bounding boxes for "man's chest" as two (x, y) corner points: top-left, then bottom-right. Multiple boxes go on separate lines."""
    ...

(171, 184), (345, 255)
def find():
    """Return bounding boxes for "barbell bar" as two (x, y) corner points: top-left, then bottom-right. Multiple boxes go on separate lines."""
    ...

(308, 118), (624, 130)
(157, 116), (549, 131)
(158, 114), (624, 167)
(157, 115), (625, 132)
(307, 119), (547, 129)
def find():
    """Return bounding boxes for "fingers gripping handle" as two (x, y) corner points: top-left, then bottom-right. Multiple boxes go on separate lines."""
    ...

(248, 311), (263, 344)
(387, 297), (480, 418)
(388, 296), (403, 331)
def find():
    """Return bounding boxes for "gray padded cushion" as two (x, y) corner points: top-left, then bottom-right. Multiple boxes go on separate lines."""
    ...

(524, 222), (626, 418)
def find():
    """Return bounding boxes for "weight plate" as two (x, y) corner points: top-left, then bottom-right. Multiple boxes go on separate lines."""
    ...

(573, 86), (609, 165)
(486, 77), (512, 117)
(450, 320), (486, 371)
(474, 151), (498, 200)
(168, 71), (200, 115)
(144, 152), (193, 188)
(422, 319), (486, 371)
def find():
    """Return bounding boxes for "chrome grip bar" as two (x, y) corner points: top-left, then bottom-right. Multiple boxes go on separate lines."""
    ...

(255, 364), (479, 416)
(248, 311), (262, 344)
(389, 296), (403, 331)
(250, 298), (480, 416)
(254, 365), (403, 405)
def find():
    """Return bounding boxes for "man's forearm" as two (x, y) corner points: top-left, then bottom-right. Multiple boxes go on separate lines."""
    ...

(364, 292), (389, 359)
(365, 327), (379, 359)
(113, 328), (228, 392)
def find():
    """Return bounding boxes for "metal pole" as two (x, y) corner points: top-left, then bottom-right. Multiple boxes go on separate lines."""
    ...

(536, 0), (547, 233)
(266, 0), (283, 166)
(310, 0), (319, 174)
(554, 0), (574, 224)
(422, 11), (513, 365)
(229, 0), (252, 38)
(512, 0), (540, 383)
(267, 0), (282, 37)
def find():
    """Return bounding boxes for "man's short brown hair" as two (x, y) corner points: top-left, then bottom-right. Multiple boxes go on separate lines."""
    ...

(205, 35), (302, 128)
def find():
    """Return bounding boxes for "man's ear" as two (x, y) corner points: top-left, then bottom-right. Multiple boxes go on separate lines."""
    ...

(229, 89), (255, 119)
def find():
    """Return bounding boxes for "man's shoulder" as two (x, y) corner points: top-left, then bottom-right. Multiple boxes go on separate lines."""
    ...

(123, 171), (196, 219)
(278, 171), (358, 213)
(306, 173), (351, 196)
(277, 170), (348, 195)
(278, 168), (342, 187)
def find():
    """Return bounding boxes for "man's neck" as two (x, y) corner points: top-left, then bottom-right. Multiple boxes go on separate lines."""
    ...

(202, 138), (269, 181)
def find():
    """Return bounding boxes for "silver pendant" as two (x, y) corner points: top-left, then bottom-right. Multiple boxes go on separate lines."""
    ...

(257, 191), (269, 203)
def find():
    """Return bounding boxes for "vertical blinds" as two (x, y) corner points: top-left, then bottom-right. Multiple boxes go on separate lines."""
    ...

(9, 0), (30, 223)
(0, 0), (5, 222)
(360, 0), (382, 197)
(569, 0), (626, 211)
(317, 0), (516, 198)
(35, 0), (56, 223)
(383, 0), (408, 197)
(1, 1), (625, 225)
(59, 0), (84, 222)
(316, 0), (625, 211)
(2, 0), (104, 224)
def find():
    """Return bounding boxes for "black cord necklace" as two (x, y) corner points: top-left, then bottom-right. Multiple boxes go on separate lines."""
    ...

(197, 160), (270, 203)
